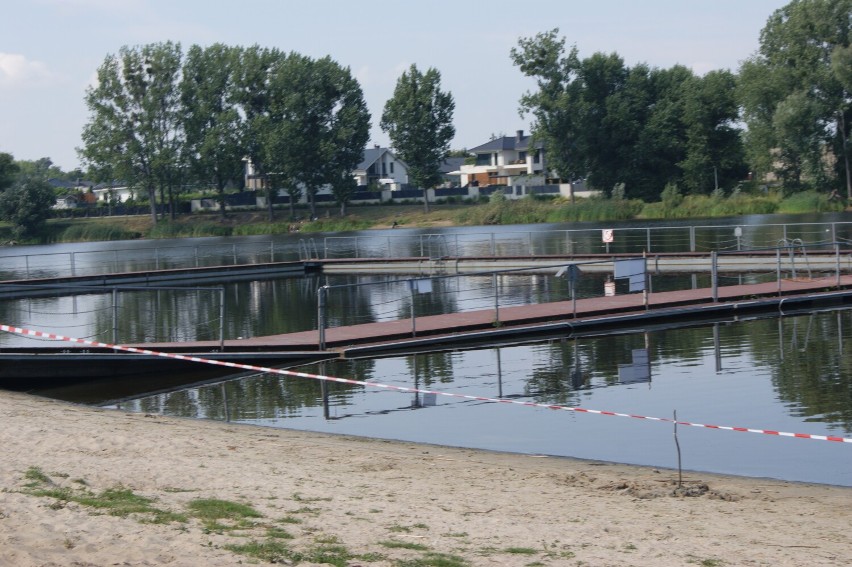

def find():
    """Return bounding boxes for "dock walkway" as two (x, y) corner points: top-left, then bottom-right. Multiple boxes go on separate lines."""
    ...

(136, 274), (852, 357)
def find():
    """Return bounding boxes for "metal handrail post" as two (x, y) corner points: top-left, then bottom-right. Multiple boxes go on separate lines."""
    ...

(711, 250), (718, 302)
(232, 244), (237, 265)
(317, 286), (327, 350)
(409, 281), (417, 337)
(219, 286), (225, 351)
(112, 287), (118, 344)
(775, 247), (782, 294)
(836, 242), (841, 287)
(493, 273), (499, 324)
(70, 252), (76, 276)
(689, 226), (696, 252)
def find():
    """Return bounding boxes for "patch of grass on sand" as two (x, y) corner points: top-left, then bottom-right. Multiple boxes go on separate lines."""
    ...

(378, 540), (430, 551)
(396, 552), (471, 566)
(22, 468), (184, 523)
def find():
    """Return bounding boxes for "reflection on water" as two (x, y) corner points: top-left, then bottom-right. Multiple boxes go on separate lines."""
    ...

(120, 308), (852, 486)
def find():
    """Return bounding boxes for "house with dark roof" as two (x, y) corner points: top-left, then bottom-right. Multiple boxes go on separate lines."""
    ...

(353, 146), (409, 189)
(458, 130), (547, 188)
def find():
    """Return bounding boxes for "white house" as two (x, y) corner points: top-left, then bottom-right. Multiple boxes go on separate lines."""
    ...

(92, 182), (134, 203)
(458, 130), (547, 188)
(456, 130), (596, 200)
(352, 146), (409, 190)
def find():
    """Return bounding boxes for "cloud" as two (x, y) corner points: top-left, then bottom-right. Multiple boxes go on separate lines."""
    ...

(0, 53), (59, 88)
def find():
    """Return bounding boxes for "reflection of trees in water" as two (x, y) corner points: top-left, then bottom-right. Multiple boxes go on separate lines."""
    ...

(132, 358), (378, 421)
(757, 311), (852, 433)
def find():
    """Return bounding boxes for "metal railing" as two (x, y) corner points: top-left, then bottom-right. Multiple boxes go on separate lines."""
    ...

(1, 220), (851, 282)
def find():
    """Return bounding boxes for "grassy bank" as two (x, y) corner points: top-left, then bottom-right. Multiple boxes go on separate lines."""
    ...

(1, 190), (847, 245)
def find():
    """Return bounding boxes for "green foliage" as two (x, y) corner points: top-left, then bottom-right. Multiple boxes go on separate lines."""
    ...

(511, 29), (745, 201)
(56, 223), (140, 242)
(777, 190), (844, 213)
(298, 218), (375, 233)
(0, 152), (19, 190)
(0, 177), (56, 238)
(147, 221), (232, 238)
(738, 0), (852, 195)
(381, 64), (455, 212)
(81, 42), (184, 222)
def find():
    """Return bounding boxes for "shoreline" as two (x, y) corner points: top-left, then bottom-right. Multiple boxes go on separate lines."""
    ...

(2, 389), (851, 566)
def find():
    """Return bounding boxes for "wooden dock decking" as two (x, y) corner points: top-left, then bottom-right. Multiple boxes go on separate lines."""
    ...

(132, 274), (852, 356)
(2, 258), (852, 383)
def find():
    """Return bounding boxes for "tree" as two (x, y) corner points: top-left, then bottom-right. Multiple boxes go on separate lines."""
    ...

(738, 0), (852, 197)
(381, 64), (455, 212)
(0, 153), (19, 190)
(264, 54), (369, 219)
(80, 42), (184, 223)
(181, 44), (245, 219)
(330, 171), (358, 216)
(233, 45), (282, 221)
(0, 177), (56, 238)
(512, 29), (745, 201)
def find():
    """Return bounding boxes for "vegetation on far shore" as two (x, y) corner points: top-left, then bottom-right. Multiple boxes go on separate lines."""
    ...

(2, 186), (846, 246)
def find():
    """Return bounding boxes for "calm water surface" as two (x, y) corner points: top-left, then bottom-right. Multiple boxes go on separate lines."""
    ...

(118, 308), (852, 486)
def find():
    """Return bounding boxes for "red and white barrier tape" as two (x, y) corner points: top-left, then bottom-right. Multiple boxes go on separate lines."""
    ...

(2, 323), (851, 444)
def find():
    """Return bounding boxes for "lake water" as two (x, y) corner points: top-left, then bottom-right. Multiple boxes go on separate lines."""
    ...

(115, 307), (852, 486)
(3, 212), (852, 485)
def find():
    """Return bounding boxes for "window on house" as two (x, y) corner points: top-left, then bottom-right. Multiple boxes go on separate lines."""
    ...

(475, 154), (490, 166)
(518, 151), (527, 162)
(534, 149), (541, 164)
(382, 162), (387, 176)
(390, 162), (394, 174)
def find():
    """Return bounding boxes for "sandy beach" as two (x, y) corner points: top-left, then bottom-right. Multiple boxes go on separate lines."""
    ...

(1, 389), (850, 566)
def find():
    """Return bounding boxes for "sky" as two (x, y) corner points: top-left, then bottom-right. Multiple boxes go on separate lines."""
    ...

(0, 0), (791, 172)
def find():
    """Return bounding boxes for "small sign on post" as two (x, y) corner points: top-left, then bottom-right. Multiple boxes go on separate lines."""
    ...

(602, 228), (614, 254)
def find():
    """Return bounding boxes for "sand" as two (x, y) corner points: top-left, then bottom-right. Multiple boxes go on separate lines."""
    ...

(1, 389), (850, 567)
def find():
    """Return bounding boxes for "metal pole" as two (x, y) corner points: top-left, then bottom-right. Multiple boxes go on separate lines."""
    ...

(646, 228), (651, 253)
(711, 250), (718, 302)
(113, 250), (118, 273)
(836, 242), (841, 287)
(777, 247), (782, 295)
(689, 226), (696, 252)
(270, 240), (275, 262)
(219, 287), (225, 351)
(528, 232), (534, 256)
(493, 273), (499, 325)
(355, 236), (360, 259)
(232, 244), (237, 265)
(70, 252), (76, 277)
(25, 255), (30, 279)
(155, 247), (160, 270)
(387, 236), (391, 258)
(317, 286), (327, 350)
(571, 274), (576, 318)
(490, 233), (496, 256)
(112, 287), (118, 344)
(194, 246), (199, 267)
(410, 283), (417, 337)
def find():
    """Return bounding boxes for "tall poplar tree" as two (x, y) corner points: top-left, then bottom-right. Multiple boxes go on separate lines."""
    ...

(181, 44), (244, 218)
(80, 42), (183, 223)
(381, 64), (455, 212)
